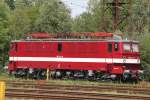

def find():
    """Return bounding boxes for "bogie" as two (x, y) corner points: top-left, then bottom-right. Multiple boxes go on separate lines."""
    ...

(10, 68), (142, 83)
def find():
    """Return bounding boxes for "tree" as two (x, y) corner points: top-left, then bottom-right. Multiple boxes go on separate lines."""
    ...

(0, 1), (11, 67)
(34, 0), (72, 33)
(72, 0), (112, 32)
(128, 0), (150, 35)
(72, 12), (96, 32)
(87, 0), (105, 31)
(9, 5), (39, 39)
(4, 0), (15, 10)
(139, 33), (150, 80)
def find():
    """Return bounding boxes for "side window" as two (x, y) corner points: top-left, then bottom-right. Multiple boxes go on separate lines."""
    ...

(108, 43), (112, 52)
(58, 42), (62, 52)
(114, 42), (119, 51)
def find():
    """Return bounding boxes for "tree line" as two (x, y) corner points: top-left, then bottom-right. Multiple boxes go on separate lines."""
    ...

(0, 0), (150, 80)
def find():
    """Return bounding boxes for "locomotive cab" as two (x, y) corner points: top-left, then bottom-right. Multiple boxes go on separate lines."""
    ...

(122, 41), (143, 81)
(107, 35), (143, 81)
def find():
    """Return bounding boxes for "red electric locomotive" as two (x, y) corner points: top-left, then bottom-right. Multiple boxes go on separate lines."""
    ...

(8, 32), (143, 81)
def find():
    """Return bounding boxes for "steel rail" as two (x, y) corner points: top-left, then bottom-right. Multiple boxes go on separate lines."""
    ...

(6, 82), (150, 95)
(6, 92), (113, 100)
(6, 81), (149, 89)
(6, 87), (150, 100)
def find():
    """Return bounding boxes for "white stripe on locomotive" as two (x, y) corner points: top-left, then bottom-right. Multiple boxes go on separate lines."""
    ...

(9, 57), (140, 64)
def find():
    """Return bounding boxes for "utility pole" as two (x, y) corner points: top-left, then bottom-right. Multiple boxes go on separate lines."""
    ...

(114, 0), (120, 31)
(101, 0), (132, 32)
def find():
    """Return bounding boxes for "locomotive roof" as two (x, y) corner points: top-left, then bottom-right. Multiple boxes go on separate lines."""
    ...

(11, 39), (139, 43)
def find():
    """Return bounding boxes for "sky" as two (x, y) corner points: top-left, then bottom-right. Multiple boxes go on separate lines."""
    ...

(61, 0), (89, 17)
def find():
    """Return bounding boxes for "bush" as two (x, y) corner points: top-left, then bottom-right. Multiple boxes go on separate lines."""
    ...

(139, 33), (150, 81)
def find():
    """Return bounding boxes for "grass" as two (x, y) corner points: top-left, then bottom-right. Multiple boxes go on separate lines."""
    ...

(0, 71), (15, 80)
(34, 79), (150, 89)
(0, 72), (9, 79)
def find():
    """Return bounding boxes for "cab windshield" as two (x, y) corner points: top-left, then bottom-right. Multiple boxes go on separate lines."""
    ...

(132, 44), (139, 52)
(123, 43), (139, 52)
(123, 43), (131, 52)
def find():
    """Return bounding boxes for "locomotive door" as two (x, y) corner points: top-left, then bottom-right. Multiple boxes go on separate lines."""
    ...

(107, 42), (113, 61)
(56, 42), (63, 69)
(108, 42), (121, 62)
(57, 42), (63, 57)
(107, 42), (113, 72)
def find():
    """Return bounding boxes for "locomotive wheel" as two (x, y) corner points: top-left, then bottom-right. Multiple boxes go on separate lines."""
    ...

(14, 69), (28, 79)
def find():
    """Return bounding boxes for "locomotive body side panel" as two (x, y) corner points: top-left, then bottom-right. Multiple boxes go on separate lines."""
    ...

(8, 40), (141, 77)
(9, 41), (109, 71)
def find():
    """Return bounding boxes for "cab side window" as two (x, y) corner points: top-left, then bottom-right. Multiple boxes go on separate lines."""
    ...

(114, 42), (119, 51)
(58, 43), (62, 52)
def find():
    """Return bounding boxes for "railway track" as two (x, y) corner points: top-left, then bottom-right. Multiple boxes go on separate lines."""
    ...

(3, 80), (150, 100)
(6, 81), (150, 95)
(6, 87), (150, 100)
